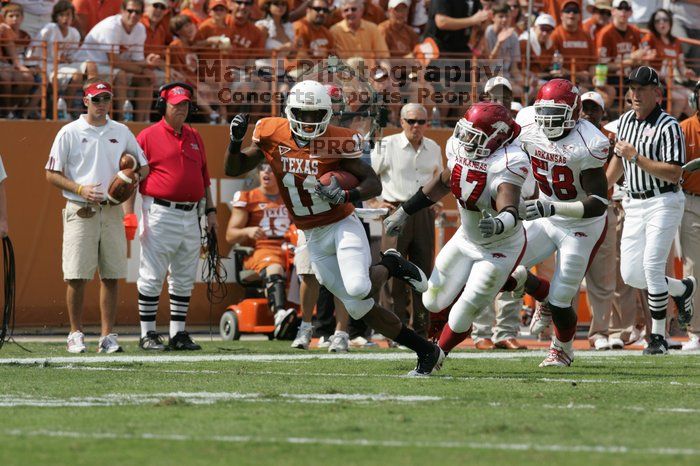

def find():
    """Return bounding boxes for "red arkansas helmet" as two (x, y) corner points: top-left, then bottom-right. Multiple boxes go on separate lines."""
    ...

(452, 102), (521, 158)
(534, 78), (581, 139)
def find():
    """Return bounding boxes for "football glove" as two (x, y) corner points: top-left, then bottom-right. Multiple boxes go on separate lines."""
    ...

(524, 199), (555, 220)
(478, 211), (504, 238)
(229, 113), (249, 142)
(314, 176), (348, 205)
(383, 206), (410, 237)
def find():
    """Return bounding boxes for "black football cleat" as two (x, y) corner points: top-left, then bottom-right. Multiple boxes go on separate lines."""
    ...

(168, 331), (202, 351)
(139, 331), (166, 351)
(643, 334), (668, 355)
(380, 249), (429, 293)
(672, 277), (697, 327)
(407, 344), (445, 377)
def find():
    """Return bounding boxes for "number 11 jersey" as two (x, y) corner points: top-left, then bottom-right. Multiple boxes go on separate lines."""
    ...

(252, 117), (362, 230)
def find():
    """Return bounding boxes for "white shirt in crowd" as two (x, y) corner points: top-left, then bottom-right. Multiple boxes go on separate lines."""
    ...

(75, 14), (146, 65)
(0, 156), (7, 183)
(45, 115), (147, 202)
(370, 131), (443, 202)
(27, 23), (81, 73)
(12, 0), (55, 16)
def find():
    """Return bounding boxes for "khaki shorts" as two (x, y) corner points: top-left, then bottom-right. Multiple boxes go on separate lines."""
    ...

(62, 201), (127, 280)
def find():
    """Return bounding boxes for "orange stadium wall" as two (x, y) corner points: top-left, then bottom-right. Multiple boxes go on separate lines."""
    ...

(2, 121), (458, 328)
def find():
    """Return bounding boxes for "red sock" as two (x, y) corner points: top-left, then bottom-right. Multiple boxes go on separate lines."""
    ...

(438, 324), (471, 353)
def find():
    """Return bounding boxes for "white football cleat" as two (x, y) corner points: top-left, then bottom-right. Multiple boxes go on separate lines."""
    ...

(67, 331), (86, 354)
(328, 331), (349, 353)
(529, 303), (552, 336)
(539, 344), (574, 367)
(291, 324), (313, 350)
(97, 333), (123, 354)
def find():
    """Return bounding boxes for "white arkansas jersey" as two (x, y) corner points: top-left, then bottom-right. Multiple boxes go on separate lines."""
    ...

(520, 118), (609, 227)
(446, 137), (531, 245)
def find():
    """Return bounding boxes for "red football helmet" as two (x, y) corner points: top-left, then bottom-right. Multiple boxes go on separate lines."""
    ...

(534, 78), (581, 139)
(452, 102), (520, 158)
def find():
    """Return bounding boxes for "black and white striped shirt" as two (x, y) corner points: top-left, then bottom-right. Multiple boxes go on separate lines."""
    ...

(617, 105), (685, 193)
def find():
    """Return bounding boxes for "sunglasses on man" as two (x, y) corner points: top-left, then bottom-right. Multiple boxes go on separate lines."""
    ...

(310, 6), (330, 13)
(90, 95), (112, 104)
(125, 8), (143, 15)
(404, 118), (426, 125)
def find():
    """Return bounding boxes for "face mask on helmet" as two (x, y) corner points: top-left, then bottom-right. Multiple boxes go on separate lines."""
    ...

(286, 107), (331, 140)
(534, 100), (576, 138)
(453, 118), (490, 158)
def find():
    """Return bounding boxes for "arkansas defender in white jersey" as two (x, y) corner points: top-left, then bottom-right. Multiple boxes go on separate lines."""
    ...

(224, 80), (444, 376)
(384, 102), (530, 357)
(506, 79), (610, 367)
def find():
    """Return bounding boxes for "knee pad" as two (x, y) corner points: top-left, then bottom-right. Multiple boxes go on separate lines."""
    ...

(265, 273), (287, 313)
(344, 276), (372, 301)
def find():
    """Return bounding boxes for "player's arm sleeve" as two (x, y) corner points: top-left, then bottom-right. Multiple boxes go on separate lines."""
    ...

(491, 152), (528, 194)
(661, 121), (686, 166)
(580, 133), (610, 170)
(45, 128), (70, 172)
(231, 190), (249, 208)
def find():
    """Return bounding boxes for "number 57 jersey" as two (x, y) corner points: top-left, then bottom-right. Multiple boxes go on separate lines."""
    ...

(446, 137), (531, 245)
(252, 117), (362, 231)
(520, 119), (609, 227)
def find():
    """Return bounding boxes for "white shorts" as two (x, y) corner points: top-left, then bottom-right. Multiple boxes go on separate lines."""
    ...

(62, 201), (127, 280)
(520, 216), (607, 308)
(293, 229), (313, 275)
(305, 213), (374, 319)
(423, 225), (527, 315)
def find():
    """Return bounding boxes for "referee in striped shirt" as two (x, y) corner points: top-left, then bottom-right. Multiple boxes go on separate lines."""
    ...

(606, 66), (697, 355)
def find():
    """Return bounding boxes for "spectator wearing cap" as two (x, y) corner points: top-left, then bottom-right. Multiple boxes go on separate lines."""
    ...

(606, 66), (695, 355)
(544, 0), (584, 25)
(75, 0), (155, 122)
(519, 13), (555, 81)
(582, 0), (611, 42)
(196, 0), (234, 57)
(73, 0), (122, 37)
(378, 0), (419, 58)
(293, 0), (335, 60)
(370, 103), (442, 338)
(45, 79), (148, 355)
(549, 0), (597, 85)
(142, 0), (173, 87)
(484, 3), (522, 94)
(133, 82), (217, 352)
(330, 0), (389, 63)
(422, 0), (490, 57)
(596, 0), (652, 82)
(679, 81), (700, 351)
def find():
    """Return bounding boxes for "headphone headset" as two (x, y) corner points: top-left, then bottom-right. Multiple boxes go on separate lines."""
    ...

(690, 81), (700, 112)
(156, 82), (198, 117)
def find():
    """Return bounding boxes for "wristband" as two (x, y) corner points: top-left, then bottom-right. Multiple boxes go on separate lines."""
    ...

(205, 207), (217, 215)
(77, 185), (83, 196)
(495, 208), (517, 234)
(551, 200), (585, 218)
(346, 188), (361, 204)
(402, 188), (436, 215)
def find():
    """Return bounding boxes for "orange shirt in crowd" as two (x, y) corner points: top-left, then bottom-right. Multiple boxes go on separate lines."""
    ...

(582, 16), (605, 43)
(640, 33), (682, 74)
(519, 38), (554, 75)
(596, 23), (642, 63)
(233, 188), (292, 249)
(168, 38), (199, 81)
(142, 15), (173, 56)
(377, 20), (418, 57)
(179, 8), (206, 26)
(550, 26), (595, 69)
(330, 19), (389, 60)
(681, 114), (700, 195)
(293, 18), (335, 59)
(73, 0), (122, 35)
(229, 19), (265, 59)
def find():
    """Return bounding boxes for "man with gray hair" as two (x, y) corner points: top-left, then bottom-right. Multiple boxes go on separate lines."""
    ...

(371, 103), (443, 338)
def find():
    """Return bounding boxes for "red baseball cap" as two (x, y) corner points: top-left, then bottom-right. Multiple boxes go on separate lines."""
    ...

(165, 85), (192, 104)
(85, 81), (113, 98)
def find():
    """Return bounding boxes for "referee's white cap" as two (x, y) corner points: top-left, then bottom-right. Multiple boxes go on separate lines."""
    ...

(581, 91), (605, 110)
(626, 66), (660, 86)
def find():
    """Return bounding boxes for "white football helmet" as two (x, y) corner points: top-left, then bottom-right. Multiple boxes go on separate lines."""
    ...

(285, 80), (333, 140)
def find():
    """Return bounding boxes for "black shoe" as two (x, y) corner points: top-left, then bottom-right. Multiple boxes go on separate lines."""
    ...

(643, 334), (668, 355)
(168, 331), (202, 351)
(139, 331), (165, 351)
(407, 344), (445, 376)
(380, 249), (428, 293)
(274, 308), (299, 340)
(672, 277), (697, 326)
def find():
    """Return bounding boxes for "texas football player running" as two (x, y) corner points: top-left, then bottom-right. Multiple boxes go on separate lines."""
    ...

(505, 79), (610, 367)
(224, 80), (444, 376)
(384, 102), (530, 358)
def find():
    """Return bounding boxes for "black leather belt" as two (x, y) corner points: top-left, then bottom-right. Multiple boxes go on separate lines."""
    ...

(628, 185), (678, 199)
(153, 197), (195, 211)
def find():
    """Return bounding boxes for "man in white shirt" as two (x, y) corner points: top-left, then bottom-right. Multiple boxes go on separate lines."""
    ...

(75, 0), (154, 122)
(371, 103), (443, 338)
(45, 79), (148, 354)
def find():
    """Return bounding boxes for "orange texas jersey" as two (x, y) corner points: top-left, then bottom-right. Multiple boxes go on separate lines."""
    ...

(252, 117), (361, 230)
(231, 187), (292, 249)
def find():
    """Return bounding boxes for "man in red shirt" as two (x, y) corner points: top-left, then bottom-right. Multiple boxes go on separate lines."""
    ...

(134, 82), (218, 351)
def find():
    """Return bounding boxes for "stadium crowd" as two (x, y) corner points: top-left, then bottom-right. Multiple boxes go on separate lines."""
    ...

(0, 0), (695, 360)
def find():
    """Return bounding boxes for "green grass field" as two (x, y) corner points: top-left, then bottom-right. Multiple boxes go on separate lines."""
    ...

(0, 340), (699, 466)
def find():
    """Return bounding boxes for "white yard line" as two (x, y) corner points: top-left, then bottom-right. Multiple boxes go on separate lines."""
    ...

(4, 428), (698, 456)
(1, 349), (698, 366)
(0, 392), (444, 407)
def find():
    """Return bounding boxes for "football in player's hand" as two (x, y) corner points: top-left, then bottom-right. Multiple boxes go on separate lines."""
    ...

(319, 171), (359, 189)
(119, 152), (139, 171)
(107, 169), (138, 205)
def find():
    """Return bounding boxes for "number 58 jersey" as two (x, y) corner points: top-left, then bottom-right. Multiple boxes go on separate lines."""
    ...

(520, 119), (609, 226)
(252, 117), (362, 231)
(446, 137), (531, 245)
